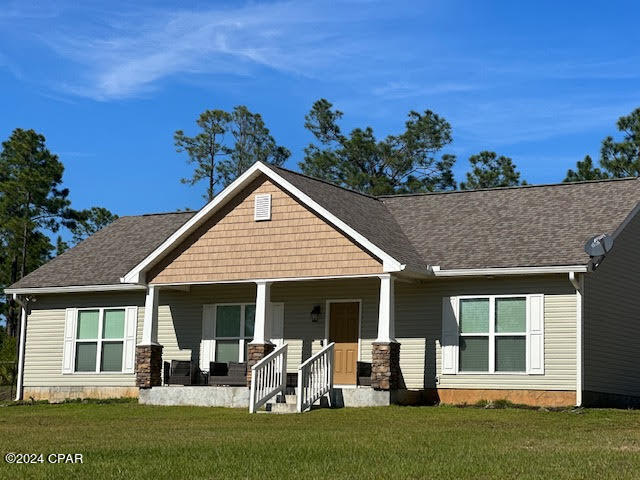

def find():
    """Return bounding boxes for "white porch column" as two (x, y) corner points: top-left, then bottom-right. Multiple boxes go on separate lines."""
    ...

(375, 274), (396, 343)
(140, 285), (159, 345)
(137, 285), (163, 388)
(14, 294), (27, 402)
(250, 281), (273, 345)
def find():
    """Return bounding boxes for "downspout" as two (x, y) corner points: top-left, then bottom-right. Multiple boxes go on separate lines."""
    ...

(569, 272), (583, 407)
(13, 294), (27, 402)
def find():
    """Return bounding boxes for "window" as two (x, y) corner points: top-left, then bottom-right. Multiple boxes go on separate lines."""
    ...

(458, 296), (527, 373)
(214, 304), (255, 363)
(75, 308), (126, 373)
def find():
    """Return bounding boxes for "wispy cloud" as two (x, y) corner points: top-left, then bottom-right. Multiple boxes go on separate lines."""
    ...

(2, 0), (639, 152)
(22, 1), (399, 100)
(371, 81), (478, 100)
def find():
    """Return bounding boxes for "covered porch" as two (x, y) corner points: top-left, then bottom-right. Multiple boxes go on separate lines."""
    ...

(135, 274), (402, 410)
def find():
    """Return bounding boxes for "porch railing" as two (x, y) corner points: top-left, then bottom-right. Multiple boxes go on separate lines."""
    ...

(249, 343), (288, 414)
(296, 342), (334, 413)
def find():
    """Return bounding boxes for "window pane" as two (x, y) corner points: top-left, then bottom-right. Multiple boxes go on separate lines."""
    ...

(216, 305), (241, 337)
(459, 337), (489, 371)
(244, 304), (256, 338)
(459, 299), (489, 333)
(101, 342), (124, 372)
(216, 340), (239, 363)
(103, 309), (125, 339)
(75, 342), (97, 371)
(77, 310), (99, 339)
(496, 298), (526, 333)
(496, 336), (526, 372)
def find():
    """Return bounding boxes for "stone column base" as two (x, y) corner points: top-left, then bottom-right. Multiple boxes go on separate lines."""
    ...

(246, 343), (275, 387)
(371, 342), (401, 390)
(136, 344), (163, 388)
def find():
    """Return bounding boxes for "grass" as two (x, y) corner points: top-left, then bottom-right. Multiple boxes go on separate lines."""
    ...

(1, 403), (640, 479)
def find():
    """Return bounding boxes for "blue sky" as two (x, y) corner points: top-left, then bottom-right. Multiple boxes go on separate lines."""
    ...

(1, 0), (639, 222)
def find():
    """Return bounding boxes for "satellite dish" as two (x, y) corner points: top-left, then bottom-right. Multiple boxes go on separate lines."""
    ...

(584, 234), (614, 257)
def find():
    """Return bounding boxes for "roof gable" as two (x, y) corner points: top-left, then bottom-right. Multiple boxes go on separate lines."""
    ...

(147, 175), (383, 283)
(122, 162), (409, 283)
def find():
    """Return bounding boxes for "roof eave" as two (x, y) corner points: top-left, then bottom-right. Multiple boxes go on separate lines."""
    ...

(429, 264), (589, 277)
(4, 283), (146, 295)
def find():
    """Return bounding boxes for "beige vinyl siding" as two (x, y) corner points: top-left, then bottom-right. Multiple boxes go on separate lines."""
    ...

(583, 209), (640, 397)
(23, 292), (145, 387)
(23, 276), (576, 392)
(157, 284), (256, 364)
(148, 175), (382, 284)
(393, 275), (577, 391)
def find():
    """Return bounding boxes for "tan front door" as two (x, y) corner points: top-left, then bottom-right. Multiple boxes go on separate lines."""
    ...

(329, 302), (359, 385)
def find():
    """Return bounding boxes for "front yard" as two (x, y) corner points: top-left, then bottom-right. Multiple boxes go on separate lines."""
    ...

(0, 402), (639, 479)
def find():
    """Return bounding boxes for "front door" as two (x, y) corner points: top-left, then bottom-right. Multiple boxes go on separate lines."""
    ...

(328, 302), (359, 385)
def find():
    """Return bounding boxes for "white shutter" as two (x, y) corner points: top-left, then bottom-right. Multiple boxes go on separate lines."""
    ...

(527, 294), (545, 374)
(441, 297), (459, 374)
(200, 305), (216, 371)
(254, 193), (271, 221)
(62, 308), (77, 374)
(122, 306), (138, 374)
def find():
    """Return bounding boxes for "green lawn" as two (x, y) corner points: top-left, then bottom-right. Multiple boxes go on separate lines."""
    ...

(1, 403), (640, 479)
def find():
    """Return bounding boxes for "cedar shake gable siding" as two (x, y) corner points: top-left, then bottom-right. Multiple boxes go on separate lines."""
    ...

(147, 175), (383, 284)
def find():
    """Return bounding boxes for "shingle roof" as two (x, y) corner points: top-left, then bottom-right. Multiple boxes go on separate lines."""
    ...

(381, 177), (640, 270)
(7, 166), (640, 290)
(8, 212), (195, 289)
(269, 165), (428, 273)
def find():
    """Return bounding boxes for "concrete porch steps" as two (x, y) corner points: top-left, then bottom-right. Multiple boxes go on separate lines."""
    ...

(259, 392), (331, 414)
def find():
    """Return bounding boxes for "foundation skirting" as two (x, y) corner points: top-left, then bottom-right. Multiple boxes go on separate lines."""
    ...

(23, 386), (139, 403)
(434, 388), (576, 407)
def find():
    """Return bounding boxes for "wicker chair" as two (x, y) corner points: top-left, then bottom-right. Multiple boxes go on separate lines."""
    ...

(163, 360), (198, 385)
(208, 361), (247, 386)
(357, 361), (372, 386)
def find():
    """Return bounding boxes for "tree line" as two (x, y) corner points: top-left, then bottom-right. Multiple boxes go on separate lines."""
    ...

(177, 100), (640, 199)
(2, 101), (639, 338)
(0, 129), (118, 337)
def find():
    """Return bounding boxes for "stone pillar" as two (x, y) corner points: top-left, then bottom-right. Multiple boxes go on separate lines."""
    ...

(372, 274), (400, 390)
(136, 344), (163, 388)
(246, 343), (275, 387)
(371, 342), (401, 390)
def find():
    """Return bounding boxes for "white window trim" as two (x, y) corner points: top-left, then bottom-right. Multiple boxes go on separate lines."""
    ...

(212, 303), (255, 363)
(72, 307), (127, 375)
(457, 294), (532, 375)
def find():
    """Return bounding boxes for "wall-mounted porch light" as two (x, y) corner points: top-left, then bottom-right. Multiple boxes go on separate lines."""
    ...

(310, 305), (322, 323)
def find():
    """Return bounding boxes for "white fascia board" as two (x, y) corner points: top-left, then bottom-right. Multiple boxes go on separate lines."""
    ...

(432, 265), (589, 277)
(4, 284), (146, 295)
(148, 272), (384, 287)
(122, 162), (404, 283)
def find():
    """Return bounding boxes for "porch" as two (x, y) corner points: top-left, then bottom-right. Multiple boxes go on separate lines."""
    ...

(135, 275), (402, 411)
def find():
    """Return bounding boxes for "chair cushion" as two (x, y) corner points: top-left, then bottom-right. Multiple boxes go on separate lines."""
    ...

(209, 362), (228, 376)
(171, 360), (191, 375)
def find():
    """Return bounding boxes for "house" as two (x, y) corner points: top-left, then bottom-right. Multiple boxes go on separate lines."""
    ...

(6, 161), (640, 410)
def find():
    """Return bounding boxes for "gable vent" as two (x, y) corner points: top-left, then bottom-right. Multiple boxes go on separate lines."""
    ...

(254, 193), (272, 221)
